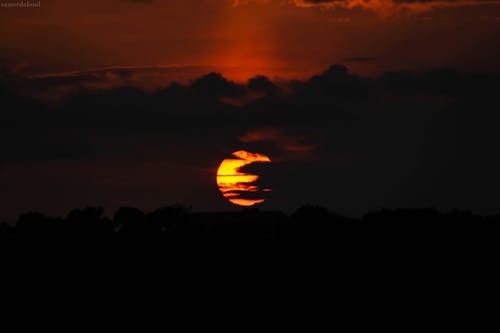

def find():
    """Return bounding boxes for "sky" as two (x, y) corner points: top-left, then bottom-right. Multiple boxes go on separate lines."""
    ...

(1, 0), (499, 81)
(0, 0), (500, 220)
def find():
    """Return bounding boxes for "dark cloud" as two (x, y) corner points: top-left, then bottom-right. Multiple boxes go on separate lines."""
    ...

(190, 72), (245, 98)
(342, 57), (383, 63)
(0, 65), (229, 101)
(0, 64), (499, 218)
(295, 0), (500, 15)
(301, 0), (343, 3)
(247, 76), (280, 96)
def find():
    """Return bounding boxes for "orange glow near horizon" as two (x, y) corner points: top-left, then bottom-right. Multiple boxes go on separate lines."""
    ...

(216, 150), (271, 207)
(204, 2), (282, 82)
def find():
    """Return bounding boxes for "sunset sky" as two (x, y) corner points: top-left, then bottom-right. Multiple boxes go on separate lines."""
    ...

(1, 0), (499, 81)
(1, 0), (500, 220)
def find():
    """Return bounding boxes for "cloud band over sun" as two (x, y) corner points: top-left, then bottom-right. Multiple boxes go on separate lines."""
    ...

(1, 61), (500, 217)
(233, 0), (500, 15)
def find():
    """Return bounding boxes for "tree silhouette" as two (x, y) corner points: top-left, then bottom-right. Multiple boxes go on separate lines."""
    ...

(0, 204), (499, 259)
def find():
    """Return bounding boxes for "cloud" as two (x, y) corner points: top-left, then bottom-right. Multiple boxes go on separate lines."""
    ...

(0, 65), (231, 100)
(230, 0), (500, 14)
(1, 64), (500, 216)
(239, 128), (316, 158)
(227, 0), (500, 15)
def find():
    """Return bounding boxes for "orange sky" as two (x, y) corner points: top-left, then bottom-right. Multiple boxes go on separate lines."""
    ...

(1, 0), (499, 82)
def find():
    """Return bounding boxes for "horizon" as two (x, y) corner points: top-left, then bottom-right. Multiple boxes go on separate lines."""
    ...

(1, 203), (496, 225)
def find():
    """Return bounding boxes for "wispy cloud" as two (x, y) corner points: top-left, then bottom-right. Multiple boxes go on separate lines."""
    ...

(234, 0), (500, 15)
(296, 0), (500, 15)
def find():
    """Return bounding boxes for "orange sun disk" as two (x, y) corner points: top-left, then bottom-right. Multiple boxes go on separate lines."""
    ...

(216, 150), (271, 207)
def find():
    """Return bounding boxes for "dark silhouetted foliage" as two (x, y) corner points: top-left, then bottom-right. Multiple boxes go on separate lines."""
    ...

(2, 204), (500, 258)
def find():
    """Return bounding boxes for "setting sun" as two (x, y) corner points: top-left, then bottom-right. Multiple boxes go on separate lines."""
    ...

(216, 150), (271, 207)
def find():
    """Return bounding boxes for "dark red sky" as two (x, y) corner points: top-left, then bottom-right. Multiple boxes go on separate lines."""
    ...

(1, 0), (499, 82)
(1, 0), (500, 220)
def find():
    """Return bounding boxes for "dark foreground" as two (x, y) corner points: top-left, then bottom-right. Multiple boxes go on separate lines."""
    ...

(3, 204), (499, 308)
(2, 205), (500, 256)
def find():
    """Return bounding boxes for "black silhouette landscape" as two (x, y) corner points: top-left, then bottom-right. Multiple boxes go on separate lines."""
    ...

(2, 1), (500, 257)
(3, 205), (500, 255)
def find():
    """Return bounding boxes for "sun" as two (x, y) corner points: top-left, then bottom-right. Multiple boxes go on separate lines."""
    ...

(216, 150), (272, 207)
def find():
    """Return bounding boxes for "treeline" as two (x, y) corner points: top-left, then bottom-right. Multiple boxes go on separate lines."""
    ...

(1, 205), (500, 248)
